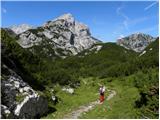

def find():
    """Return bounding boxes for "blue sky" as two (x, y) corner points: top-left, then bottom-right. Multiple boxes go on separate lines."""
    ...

(2, 1), (159, 42)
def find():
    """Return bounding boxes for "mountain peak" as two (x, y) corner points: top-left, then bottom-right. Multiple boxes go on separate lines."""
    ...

(117, 33), (155, 52)
(54, 13), (75, 23)
(131, 32), (148, 36)
(135, 32), (143, 35)
(15, 13), (100, 56)
(57, 13), (73, 19)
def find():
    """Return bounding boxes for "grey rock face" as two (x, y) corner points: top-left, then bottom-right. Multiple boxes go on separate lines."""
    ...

(17, 31), (43, 48)
(16, 13), (100, 56)
(10, 24), (32, 34)
(1, 64), (48, 119)
(117, 33), (155, 52)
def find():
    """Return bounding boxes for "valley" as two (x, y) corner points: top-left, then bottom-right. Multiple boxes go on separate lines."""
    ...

(1, 13), (159, 119)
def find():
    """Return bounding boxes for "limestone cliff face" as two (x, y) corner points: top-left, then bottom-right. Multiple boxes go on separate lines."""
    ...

(12, 13), (100, 57)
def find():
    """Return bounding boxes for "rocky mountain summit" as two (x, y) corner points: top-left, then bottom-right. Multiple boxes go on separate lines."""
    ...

(117, 33), (155, 52)
(14, 13), (100, 57)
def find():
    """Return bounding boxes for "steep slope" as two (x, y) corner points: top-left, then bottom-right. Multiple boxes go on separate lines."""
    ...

(117, 33), (155, 52)
(14, 13), (100, 58)
(52, 42), (137, 78)
(1, 29), (45, 90)
(1, 29), (49, 119)
(1, 29), (79, 87)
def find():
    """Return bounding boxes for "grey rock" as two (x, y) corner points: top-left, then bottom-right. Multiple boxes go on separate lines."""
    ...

(14, 95), (48, 118)
(18, 31), (43, 48)
(15, 13), (101, 57)
(117, 33), (155, 52)
(62, 87), (74, 94)
(139, 50), (146, 57)
(1, 64), (48, 118)
(10, 24), (32, 34)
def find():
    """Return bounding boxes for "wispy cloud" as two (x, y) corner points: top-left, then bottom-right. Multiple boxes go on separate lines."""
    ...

(2, 8), (7, 13)
(144, 1), (158, 11)
(116, 5), (129, 30)
(115, 3), (155, 37)
(116, 2), (157, 32)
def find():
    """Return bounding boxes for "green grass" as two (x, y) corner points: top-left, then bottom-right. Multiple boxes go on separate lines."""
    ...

(16, 94), (26, 103)
(43, 75), (141, 119)
(80, 76), (140, 119)
(43, 77), (102, 119)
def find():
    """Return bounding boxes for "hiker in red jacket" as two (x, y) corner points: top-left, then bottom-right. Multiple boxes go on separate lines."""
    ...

(99, 85), (105, 103)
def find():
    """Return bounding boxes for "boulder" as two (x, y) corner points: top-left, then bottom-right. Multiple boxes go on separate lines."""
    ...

(62, 87), (74, 94)
(51, 96), (58, 104)
(1, 64), (48, 118)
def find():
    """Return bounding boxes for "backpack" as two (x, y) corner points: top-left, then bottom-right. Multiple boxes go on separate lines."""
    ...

(99, 87), (104, 95)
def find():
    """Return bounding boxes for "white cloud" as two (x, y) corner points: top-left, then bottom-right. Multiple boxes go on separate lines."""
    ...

(144, 1), (158, 11)
(2, 8), (7, 13)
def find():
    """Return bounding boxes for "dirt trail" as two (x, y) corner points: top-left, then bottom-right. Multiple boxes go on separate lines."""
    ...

(63, 89), (116, 119)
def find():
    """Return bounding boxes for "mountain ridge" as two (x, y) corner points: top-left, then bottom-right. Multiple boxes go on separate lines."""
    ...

(117, 32), (156, 52)
(6, 13), (156, 55)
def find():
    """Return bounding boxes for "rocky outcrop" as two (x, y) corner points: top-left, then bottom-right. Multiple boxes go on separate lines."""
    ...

(18, 30), (43, 48)
(117, 33), (155, 52)
(1, 64), (48, 119)
(89, 44), (103, 54)
(10, 24), (33, 34)
(15, 13), (100, 56)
